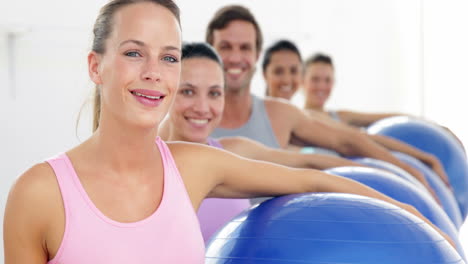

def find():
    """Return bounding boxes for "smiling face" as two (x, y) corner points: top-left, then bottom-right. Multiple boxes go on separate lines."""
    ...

(264, 50), (303, 100)
(303, 62), (335, 110)
(88, 2), (182, 131)
(211, 20), (258, 94)
(168, 58), (225, 143)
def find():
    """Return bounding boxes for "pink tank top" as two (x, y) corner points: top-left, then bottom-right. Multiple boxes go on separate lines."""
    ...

(46, 137), (205, 263)
(197, 138), (251, 242)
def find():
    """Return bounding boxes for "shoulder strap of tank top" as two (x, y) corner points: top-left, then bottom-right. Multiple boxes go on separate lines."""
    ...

(155, 137), (185, 190)
(156, 137), (176, 170)
(46, 154), (73, 211)
(155, 137), (197, 212)
(249, 94), (281, 149)
(249, 94), (267, 125)
(251, 93), (261, 112)
(45, 154), (73, 253)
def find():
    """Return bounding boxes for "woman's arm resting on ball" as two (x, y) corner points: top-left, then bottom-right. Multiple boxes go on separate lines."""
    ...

(220, 136), (367, 170)
(337, 110), (402, 127)
(370, 134), (451, 187)
(289, 109), (438, 199)
(172, 142), (455, 248)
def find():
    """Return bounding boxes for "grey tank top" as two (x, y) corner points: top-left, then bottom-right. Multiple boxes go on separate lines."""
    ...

(211, 94), (281, 149)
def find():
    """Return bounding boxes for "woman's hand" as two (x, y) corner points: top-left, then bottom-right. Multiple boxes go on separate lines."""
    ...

(399, 203), (456, 250)
(404, 166), (441, 205)
(423, 155), (452, 189)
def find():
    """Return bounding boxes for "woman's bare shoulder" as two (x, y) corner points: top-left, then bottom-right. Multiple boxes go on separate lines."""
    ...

(9, 162), (59, 202)
(4, 162), (62, 241)
(6, 161), (64, 223)
(166, 140), (238, 166)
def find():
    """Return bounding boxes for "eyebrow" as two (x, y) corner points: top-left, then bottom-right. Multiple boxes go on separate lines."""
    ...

(119, 39), (145, 47)
(180, 83), (222, 90)
(219, 40), (252, 47)
(209, 85), (223, 90)
(119, 39), (181, 53)
(180, 82), (196, 88)
(164, 45), (181, 53)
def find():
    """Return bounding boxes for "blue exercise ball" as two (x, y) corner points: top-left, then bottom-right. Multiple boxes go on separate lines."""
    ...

(349, 156), (427, 191)
(324, 166), (464, 257)
(206, 193), (463, 264)
(393, 151), (463, 229)
(367, 116), (468, 219)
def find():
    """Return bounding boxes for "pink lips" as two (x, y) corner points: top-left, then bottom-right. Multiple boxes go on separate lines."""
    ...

(130, 89), (165, 107)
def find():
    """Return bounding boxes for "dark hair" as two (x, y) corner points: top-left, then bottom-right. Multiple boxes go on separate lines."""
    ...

(182, 42), (223, 67)
(262, 39), (302, 73)
(304, 53), (334, 69)
(92, 0), (180, 132)
(206, 5), (263, 52)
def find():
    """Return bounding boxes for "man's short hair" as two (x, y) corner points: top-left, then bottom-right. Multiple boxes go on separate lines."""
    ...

(206, 5), (263, 52)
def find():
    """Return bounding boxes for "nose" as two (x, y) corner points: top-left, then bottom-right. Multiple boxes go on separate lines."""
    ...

(141, 58), (161, 82)
(225, 49), (242, 64)
(318, 80), (330, 90)
(192, 95), (210, 114)
(284, 73), (293, 85)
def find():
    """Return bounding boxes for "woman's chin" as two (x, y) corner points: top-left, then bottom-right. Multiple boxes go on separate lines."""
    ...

(129, 118), (161, 131)
(190, 135), (210, 144)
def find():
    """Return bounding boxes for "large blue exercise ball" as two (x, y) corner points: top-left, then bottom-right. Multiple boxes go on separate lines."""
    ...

(206, 193), (463, 264)
(349, 156), (427, 191)
(393, 151), (463, 229)
(325, 166), (464, 257)
(367, 116), (468, 219)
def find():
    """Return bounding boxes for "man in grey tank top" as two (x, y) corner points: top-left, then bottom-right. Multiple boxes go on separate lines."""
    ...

(211, 94), (280, 149)
(204, 5), (437, 200)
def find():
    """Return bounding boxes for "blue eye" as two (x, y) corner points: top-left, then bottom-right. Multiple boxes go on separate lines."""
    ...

(163, 56), (178, 63)
(125, 51), (141, 57)
(181, 89), (194, 96)
(210, 91), (222, 97)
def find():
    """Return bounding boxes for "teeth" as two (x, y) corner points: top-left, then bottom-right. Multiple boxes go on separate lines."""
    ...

(227, 68), (242, 74)
(188, 118), (208, 124)
(134, 91), (161, 100)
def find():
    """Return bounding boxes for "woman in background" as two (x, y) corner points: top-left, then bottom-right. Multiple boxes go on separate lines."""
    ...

(262, 40), (451, 187)
(302, 53), (400, 125)
(160, 42), (372, 241)
(263, 40), (303, 100)
(301, 53), (466, 152)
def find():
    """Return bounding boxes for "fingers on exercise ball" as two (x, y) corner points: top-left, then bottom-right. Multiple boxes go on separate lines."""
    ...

(368, 116), (468, 219)
(392, 151), (463, 229)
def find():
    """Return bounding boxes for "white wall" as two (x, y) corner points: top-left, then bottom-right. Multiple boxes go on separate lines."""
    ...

(179, 0), (424, 115)
(1, 0), (468, 262)
(423, 0), (468, 253)
(423, 0), (468, 147)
